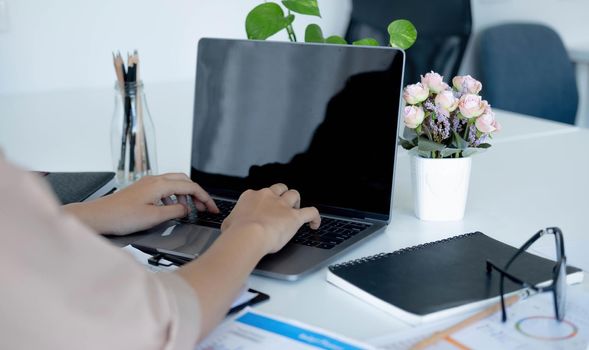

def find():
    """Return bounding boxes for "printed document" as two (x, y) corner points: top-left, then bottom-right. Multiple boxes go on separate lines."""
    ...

(197, 308), (374, 350)
(368, 286), (589, 350)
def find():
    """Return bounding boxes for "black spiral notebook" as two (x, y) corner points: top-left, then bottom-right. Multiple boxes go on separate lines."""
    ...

(326, 232), (583, 325)
(40, 171), (116, 205)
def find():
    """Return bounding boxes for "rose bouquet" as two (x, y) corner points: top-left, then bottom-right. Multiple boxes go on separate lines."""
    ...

(399, 72), (501, 158)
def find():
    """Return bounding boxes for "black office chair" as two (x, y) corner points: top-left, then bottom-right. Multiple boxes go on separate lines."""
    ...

(479, 23), (578, 125)
(345, 0), (472, 84)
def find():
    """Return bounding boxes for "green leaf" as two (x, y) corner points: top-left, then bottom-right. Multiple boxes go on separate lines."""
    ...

(441, 148), (462, 158)
(387, 19), (417, 50)
(418, 150), (431, 158)
(399, 137), (417, 150)
(282, 0), (321, 17)
(417, 136), (446, 152)
(403, 126), (418, 140)
(452, 131), (469, 150)
(246, 3), (295, 40)
(304, 24), (324, 43)
(478, 143), (492, 149)
(353, 38), (380, 46)
(461, 148), (477, 157)
(462, 147), (488, 157)
(325, 35), (347, 45)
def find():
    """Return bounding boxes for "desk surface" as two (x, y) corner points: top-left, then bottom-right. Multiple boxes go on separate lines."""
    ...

(1, 82), (588, 342)
(248, 126), (589, 340)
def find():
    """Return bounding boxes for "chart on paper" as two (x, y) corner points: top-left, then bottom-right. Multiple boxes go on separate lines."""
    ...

(369, 287), (589, 350)
(197, 308), (374, 350)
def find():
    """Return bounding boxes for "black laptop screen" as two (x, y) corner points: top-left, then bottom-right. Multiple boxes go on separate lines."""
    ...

(191, 39), (404, 220)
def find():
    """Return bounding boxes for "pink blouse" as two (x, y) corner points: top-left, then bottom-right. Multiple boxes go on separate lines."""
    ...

(0, 155), (201, 349)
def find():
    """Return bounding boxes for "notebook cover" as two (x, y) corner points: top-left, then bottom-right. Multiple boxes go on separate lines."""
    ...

(42, 172), (116, 204)
(327, 232), (582, 323)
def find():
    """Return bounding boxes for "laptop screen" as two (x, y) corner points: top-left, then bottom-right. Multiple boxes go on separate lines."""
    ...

(191, 39), (404, 220)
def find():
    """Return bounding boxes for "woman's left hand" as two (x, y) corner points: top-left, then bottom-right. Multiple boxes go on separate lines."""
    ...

(63, 173), (219, 235)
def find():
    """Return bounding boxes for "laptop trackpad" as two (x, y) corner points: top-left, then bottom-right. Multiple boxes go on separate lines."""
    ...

(133, 222), (220, 259)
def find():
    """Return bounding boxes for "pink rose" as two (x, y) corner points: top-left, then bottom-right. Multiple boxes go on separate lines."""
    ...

(480, 100), (500, 132)
(475, 112), (497, 133)
(452, 75), (482, 94)
(434, 90), (459, 116)
(421, 71), (448, 94)
(403, 83), (429, 105)
(482, 100), (492, 115)
(458, 94), (486, 118)
(403, 105), (425, 129)
(492, 119), (502, 132)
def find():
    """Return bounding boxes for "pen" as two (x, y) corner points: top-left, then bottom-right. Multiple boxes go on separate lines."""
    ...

(131, 244), (193, 266)
(410, 292), (523, 350)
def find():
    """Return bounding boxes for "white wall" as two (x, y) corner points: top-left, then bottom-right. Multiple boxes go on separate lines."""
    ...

(0, 0), (351, 94)
(1, 0), (588, 120)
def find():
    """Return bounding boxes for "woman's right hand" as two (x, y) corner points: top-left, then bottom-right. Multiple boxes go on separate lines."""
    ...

(221, 183), (321, 254)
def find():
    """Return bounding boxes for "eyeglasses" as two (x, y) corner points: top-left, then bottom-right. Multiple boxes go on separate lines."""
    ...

(486, 227), (567, 322)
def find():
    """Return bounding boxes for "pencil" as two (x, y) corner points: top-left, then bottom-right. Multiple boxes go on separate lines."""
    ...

(132, 51), (146, 175)
(114, 52), (129, 179)
(112, 52), (125, 89)
(410, 293), (521, 350)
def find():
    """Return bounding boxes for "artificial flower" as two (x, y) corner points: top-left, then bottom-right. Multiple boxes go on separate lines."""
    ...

(421, 71), (448, 94)
(458, 94), (486, 118)
(452, 75), (482, 94)
(403, 105), (425, 128)
(475, 112), (497, 133)
(403, 83), (429, 105)
(434, 90), (459, 116)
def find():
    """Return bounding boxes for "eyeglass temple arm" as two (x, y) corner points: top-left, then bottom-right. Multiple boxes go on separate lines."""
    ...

(486, 228), (565, 323)
(487, 260), (540, 322)
(503, 229), (545, 270)
(504, 227), (565, 270)
(486, 260), (538, 290)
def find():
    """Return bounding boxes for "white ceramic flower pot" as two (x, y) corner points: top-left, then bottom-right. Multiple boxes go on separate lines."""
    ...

(411, 155), (472, 221)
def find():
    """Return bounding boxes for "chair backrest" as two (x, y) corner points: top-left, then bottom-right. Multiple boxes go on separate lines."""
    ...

(479, 23), (578, 125)
(345, 0), (472, 84)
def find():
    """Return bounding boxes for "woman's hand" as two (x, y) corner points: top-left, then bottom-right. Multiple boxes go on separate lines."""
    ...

(177, 183), (321, 338)
(221, 183), (321, 254)
(63, 173), (219, 235)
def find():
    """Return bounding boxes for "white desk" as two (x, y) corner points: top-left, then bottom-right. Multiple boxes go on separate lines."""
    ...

(250, 127), (589, 341)
(1, 83), (588, 342)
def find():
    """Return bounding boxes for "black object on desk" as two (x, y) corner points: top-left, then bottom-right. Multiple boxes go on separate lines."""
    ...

(131, 244), (193, 267)
(228, 290), (270, 315)
(327, 231), (583, 324)
(39, 171), (116, 204)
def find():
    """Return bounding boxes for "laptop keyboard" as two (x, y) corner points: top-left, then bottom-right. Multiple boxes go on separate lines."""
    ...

(177, 199), (370, 249)
(292, 217), (370, 249)
(192, 199), (236, 226)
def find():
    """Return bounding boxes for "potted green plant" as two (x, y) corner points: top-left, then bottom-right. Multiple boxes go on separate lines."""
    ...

(245, 0), (417, 50)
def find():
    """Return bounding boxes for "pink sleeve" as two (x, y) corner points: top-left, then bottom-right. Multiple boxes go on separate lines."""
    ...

(0, 156), (201, 350)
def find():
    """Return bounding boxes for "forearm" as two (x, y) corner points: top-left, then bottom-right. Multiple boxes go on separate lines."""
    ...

(62, 198), (113, 234)
(176, 223), (268, 341)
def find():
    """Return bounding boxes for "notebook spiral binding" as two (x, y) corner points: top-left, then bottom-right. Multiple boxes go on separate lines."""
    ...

(328, 232), (480, 271)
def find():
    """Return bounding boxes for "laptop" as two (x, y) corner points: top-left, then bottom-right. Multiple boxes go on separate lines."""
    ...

(134, 38), (405, 280)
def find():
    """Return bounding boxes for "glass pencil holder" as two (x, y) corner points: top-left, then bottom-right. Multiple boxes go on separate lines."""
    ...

(111, 80), (157, 186)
